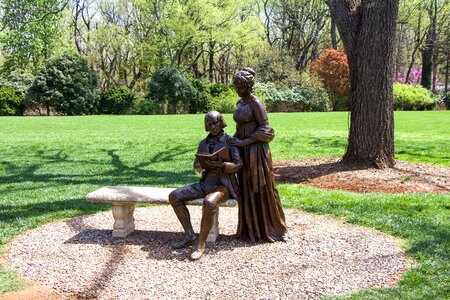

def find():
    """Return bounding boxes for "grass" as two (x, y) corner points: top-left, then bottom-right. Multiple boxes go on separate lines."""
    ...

(278, 184), (449, 299)
(0, 111), (449, 297)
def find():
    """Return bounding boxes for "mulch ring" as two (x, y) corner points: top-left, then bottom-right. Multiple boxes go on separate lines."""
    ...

(273, 158), (450, 194)
(6, 206), (408, 300)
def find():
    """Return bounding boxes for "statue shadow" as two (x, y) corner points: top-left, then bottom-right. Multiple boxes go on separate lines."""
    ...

(62, 226), (262, 297)
(64, 228), (258, 261)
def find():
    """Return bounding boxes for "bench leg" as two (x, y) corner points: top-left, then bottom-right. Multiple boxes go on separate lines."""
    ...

(206, 207), (220, 242)
(111, 202), (135, 237)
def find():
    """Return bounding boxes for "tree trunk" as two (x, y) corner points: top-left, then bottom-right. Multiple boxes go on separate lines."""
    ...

(445, 53), (449, 96)
(209, 40), (215, 82)
(395, 24), (404, 81)
(330, 0), (398, 168)
(421, 0), (437, 89)
(421, 33), (433, 89)
(331, 19), (339, 49)
(405, 12), (424, 84)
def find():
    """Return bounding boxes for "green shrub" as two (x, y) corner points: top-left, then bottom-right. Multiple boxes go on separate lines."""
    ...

(0, 85), (22, 115)
(254, 78), (330, 113)
(443, 94), (449, 109)
(26, 53), (99, 115)
(393, 83), (434, 110)
(254, 83), (302, 112)
(329, 92), (350, 111)
(254, 46), (303, 89)
(185, 81), (237, 114)
(99, 86), (135, 114)
(208, 83), (233, 97)
(146, 67), (197, 114)
(130, 97), (161, 115)
(294, 73), (330, 112)
(210, 88), (238, 113)
(189, 79), (213, 113)
(0, 69), (34, 95)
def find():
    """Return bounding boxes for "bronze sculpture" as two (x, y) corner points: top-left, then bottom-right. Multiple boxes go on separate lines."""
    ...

(169, 111), (242, 260)
(232, 67), (288, 242)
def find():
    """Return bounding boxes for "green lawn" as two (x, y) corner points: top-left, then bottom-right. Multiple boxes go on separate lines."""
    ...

(0, 111), (449, 298)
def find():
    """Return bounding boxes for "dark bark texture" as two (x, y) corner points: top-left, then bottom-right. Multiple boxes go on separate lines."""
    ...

(329, 0), (399, 168)
(420, 1), (437, 89)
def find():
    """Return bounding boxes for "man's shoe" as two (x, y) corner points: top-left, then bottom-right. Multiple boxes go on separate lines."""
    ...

(171, 234), (196, 249)
(189, 246), (205, 260)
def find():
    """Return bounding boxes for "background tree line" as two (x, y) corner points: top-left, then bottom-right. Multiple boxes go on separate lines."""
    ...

(0, 0), (448, 116)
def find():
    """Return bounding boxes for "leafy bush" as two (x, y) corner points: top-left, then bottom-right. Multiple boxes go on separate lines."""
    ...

(189, 79), (213, 113)
(310, 48), (350, 97)
(0, 85), (22, 115)
(294, 73), (331, 112)
(186, 81), (240, 114)
(254, 83), (299, 112)
(254, 75), (330, 112)
(27, 53), (99, 115)
(99, 86), (135, 114)
(130, 97), (161, 115)
(328, 92), (350, 111)
(443, 94), (450, 109)
(254, 46), (303, 89)
(0, 69), (34, 95)
(210, 88), (238, 113)
(146, 67), (197, 114)
(393, 83), (435, 110)
(208, 83), (233, 97)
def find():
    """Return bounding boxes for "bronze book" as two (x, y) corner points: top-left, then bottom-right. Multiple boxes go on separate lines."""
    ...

(196, 147), (231, 169)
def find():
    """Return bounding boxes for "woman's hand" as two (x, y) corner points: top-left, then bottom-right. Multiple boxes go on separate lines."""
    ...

(256, 127), (275, 143)
(257, 131), (274, 143)
(230, 137), (246, 147)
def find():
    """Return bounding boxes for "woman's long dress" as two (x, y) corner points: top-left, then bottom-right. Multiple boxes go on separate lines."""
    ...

(234, 96), (287, 242)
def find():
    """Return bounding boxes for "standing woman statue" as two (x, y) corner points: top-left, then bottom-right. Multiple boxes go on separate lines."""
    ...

(232, 67), (288, 242)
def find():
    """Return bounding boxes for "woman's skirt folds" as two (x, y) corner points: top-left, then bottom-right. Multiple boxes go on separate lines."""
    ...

(236, 141), (287, 242)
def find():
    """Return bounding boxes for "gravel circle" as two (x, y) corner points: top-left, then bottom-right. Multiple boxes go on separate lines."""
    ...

(6, 206), (407, 299)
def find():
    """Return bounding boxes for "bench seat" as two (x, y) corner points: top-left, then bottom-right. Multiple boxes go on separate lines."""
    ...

(86, 186), (237, 242)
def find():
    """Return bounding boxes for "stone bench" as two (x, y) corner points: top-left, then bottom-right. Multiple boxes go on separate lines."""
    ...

(86, 186), (237, 242)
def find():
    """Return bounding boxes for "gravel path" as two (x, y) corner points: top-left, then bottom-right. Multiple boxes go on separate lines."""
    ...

(6, 207), (407, 299)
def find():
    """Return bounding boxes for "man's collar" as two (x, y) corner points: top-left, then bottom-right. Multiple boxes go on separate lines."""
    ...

(206, 131), (226, 143)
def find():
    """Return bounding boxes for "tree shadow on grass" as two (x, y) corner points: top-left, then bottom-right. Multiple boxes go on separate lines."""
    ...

(0, 198), (110, 223)
(403, 220), (450, 262)
(0, 145), (200, 224)
(0, 145), (197, 189)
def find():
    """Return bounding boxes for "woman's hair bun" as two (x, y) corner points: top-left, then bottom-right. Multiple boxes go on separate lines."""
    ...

(241, 67), (255, 77)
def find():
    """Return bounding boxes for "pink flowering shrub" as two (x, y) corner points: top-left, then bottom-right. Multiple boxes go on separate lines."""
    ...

(397, 68), (422, 85)
(397, 67), (444, 92)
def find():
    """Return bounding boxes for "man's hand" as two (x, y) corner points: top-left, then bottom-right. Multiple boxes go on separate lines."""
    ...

(194, 167), (204, 175)
(204, 159), (224, 169)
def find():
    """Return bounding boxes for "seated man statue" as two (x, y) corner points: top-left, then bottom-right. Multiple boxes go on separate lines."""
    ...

(169, 111), (242, 260)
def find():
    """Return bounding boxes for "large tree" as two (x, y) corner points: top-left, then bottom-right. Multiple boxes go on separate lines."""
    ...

(0, 0), (68, 72)
(329, 0), (399, 168)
